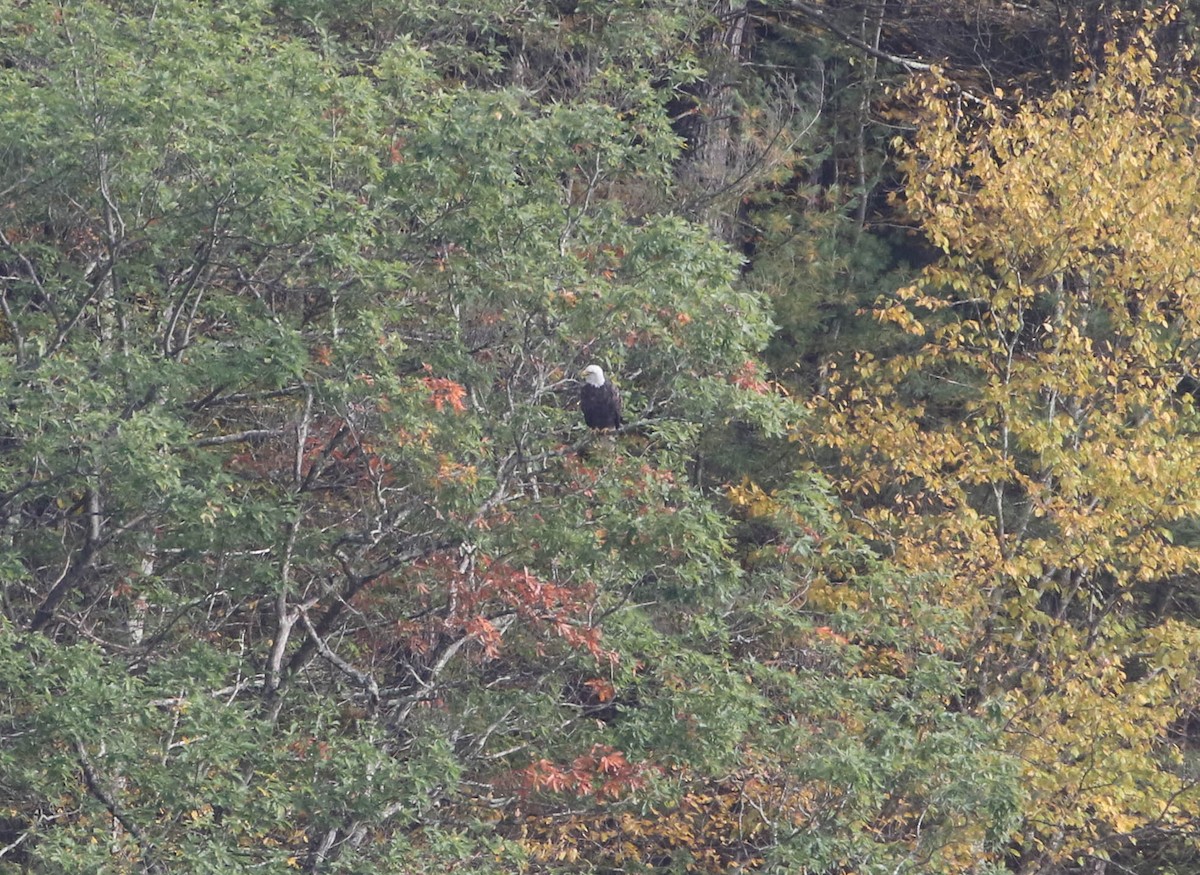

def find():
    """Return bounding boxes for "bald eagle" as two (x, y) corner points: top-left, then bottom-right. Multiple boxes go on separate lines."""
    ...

(580, 365), (622, 430)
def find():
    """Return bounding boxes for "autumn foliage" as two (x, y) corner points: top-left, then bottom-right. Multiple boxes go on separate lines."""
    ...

(6, 2), (1200, 874)
(809, 10), (1200, 871)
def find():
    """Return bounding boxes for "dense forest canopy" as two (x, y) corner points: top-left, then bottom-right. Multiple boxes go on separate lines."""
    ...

(3, 1), (1200, 873)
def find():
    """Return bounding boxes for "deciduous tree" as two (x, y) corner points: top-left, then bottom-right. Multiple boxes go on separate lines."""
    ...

(811, 12), (1200, 871)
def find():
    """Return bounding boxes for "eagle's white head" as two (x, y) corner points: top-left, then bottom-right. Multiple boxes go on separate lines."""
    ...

(581, 364), (606, 387)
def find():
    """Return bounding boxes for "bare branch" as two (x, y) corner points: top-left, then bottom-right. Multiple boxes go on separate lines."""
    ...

(298, 608), (379, 705)
(0, 821), (34, 860)
(264, 516), (304, 708)
(294, 385), (314, 489)
(278, 537), (452, 686)
(0, 226), (54, 357)
(781, 1), (935, 71)
(74, 737), (163, 873)
(193, 427), (288, 448)
(29, 495), (150, 634)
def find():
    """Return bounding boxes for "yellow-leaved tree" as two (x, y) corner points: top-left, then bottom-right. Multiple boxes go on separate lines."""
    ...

(808, 10), (1200, 873)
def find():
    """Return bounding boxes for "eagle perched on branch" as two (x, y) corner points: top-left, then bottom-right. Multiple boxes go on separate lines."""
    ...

(580, 364), (622, 430)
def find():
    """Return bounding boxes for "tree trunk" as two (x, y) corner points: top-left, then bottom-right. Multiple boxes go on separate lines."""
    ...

(677, 2), (749, 242)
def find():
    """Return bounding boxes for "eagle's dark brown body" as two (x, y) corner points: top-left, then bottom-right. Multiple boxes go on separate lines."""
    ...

(580, 365), (622, 430)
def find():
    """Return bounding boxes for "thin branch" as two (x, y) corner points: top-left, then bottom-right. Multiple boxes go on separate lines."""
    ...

(188, 384), (307, 412)
(264, 516), (303, 707)
(74, 737), (162, 873)
(390, 615), (516, 727)
(278, 538), (452, 686)
(298, 608), (379, 705)
(782, 1), (935, 71)
(294, 385), (314, 490)
(28, 492), (149, 634)
(0, 226), (54, 356)
(193, 427), (288, 448)
(164, 195), (226, 358)
(44, 254), (116, 359)
(0, 822), (34, 860)
(298, 422), (349, 493)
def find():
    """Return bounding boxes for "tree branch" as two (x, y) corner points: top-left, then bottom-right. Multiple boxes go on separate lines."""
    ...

(781, 1), (935, 71)
(74, 737), (162, 873)
(298, 608), (379, 706)
(193, 427), (288, 448)
(29, 504), (150, 634)
(274, 538), (452, 702)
